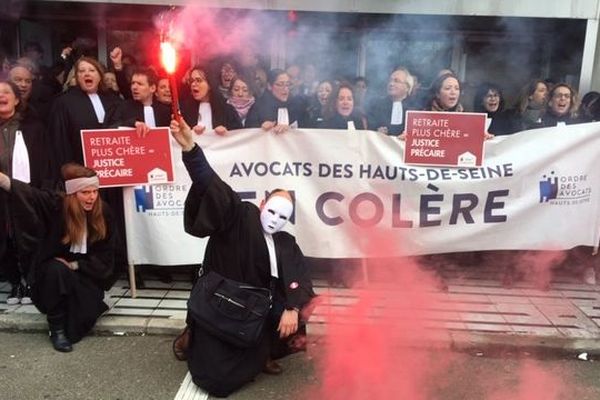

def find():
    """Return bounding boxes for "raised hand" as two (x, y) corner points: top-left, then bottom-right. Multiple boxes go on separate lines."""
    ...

(110, 47), (123, 70)
(170, 118), (195, 152)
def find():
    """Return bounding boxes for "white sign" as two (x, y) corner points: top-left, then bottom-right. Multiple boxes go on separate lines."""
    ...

(123, 125), (600, 265)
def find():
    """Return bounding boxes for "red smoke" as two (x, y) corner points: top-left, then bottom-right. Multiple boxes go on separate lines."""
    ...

(307, 230), (574, 399)
(307, 232), (453, 399)
(155, 6), (258, 63)
(488, 360), (563, 400)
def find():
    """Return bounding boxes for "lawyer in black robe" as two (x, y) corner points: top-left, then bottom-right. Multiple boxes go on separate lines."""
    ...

(114, 98), (172, 128)
(7, 178), (115, 346)
(180, 94), (242, 132)
(245, 90), (308, 129)
(0, 81), (51, 303)
(47, 59), (121, 182)
(172, 120), (314, 397)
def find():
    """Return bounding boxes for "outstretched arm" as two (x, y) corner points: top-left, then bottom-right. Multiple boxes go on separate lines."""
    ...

(170, 118), (214, 195)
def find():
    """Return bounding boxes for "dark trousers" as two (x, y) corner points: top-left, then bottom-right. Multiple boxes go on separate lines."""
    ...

(33, 259), (107, 342)
(0, 238), (21, 285)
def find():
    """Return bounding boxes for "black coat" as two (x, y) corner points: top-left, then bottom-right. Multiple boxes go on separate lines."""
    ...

(47, 86), (121, 180)
(182, 147), (314, 396)
(367, 97), (409, 136)
(0, 113), (50, 262)
(180, 94), (242, 131)
(541, 112), (582, 128)
(9, 180), (115, 342)
(114, 98), (172, 128)
(9, 179), (116, 290)
(485, 110), (515, 136)
(245, 91), (308, 129)
(319, 111), (366, 130)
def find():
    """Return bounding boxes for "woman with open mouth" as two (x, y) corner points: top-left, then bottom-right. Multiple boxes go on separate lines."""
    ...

(245, 69), (309, 134)
(473, 82), (512, 135)
(0, 79), (47, 307)
(319, 82), (366, 130)
(48, 57), (121, 179)
(179, 65), (242, 136)
(427, 72), (463, 113)
(0, 162), (116, 352)
(541, 83), (582, 127)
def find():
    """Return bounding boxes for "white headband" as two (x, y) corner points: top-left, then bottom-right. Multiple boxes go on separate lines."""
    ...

(65, 176), (100, 194)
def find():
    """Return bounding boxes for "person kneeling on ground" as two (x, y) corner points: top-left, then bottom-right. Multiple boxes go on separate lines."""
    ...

(0, 163), (115, 352)
(170, 118), (315, 397)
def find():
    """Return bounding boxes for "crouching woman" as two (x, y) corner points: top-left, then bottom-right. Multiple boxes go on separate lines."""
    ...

(0, 163), (115, 352)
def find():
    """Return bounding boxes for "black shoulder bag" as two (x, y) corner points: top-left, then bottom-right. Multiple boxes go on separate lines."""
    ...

(187, 269), (272, 348)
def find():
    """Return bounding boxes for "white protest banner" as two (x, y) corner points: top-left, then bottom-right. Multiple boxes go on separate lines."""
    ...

(123, 125), (600, 265)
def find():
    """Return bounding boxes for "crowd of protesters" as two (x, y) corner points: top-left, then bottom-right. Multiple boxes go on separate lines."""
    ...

(0, 38), (599, 355)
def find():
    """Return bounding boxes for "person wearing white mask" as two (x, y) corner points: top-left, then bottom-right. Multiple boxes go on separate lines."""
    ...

(169, 117), (315, 397)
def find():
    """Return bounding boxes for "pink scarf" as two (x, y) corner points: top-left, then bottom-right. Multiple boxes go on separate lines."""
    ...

(227, 96), (255, 120)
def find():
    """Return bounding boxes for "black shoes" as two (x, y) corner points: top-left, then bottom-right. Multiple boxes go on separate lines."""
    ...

(263, 359), (283, 375)
(49, 329), (73, 353)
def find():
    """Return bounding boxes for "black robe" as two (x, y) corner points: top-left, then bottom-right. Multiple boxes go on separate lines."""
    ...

(47, 86), (121, 181)
(367, 97), (409, 136)
(180, 94), (242, 131)
(9, 179), (115, 342)
(114, 98), (172, 128)
(182, 145), (314, 397)
(541, 112), (582, 127)
(319, 111), (366, 130)
(245, 91), (308, 129)
(0, 112), (50, 274)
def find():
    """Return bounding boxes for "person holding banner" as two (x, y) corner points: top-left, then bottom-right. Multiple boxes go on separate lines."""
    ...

(180, 65), (242, 136)
(472, 82), (513, 135)
(367, 67), (414, 136)
(320, 82), (366, 130)
(169, 117), (315, 397)
(541, 83), (582, 127)
(47, 57), (121, 179)
(113, 67), (171, 133)
(427, 72), (463, 113)
(0, 163), (115, 352)
(245, 69), (308, 133)
(0, 80), (48, 305)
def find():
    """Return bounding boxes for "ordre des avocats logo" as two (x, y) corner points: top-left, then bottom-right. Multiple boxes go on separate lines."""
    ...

(539, 171), (591, 205)
(134, 184), (188, 214)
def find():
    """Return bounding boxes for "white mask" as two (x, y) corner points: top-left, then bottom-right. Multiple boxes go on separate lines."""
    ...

(260, 194), (293, 234)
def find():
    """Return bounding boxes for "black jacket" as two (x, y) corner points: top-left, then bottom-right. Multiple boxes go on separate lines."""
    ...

(180, 93), (242, 131)
(245, 91), (308, 129)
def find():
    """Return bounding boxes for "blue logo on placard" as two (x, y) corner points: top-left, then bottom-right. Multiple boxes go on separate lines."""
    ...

(134, 186), (154, 212)
(539, 172), (558, 203)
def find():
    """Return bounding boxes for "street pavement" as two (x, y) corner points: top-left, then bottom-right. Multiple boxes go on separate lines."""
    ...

(2, 259), (600, 398)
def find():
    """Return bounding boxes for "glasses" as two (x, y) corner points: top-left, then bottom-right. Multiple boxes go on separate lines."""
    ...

(273, 81), (292, 88)
(390, 79), (408, 86)
(553, 92), (571, 99)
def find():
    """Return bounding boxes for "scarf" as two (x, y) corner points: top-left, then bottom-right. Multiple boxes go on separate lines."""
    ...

(227, 96), (256, 121)
(431, 98), (464, 113)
